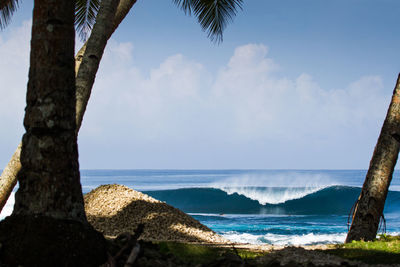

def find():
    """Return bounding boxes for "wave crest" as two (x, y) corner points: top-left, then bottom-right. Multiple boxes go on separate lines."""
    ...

(144, 186), (398, 215)
(210, 172), (335, 204)
(218, 186), (326, 204)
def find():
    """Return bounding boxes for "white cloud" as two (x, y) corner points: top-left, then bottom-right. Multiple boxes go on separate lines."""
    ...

(0, 21), (31, 164)
(211, 45), (388, 144)
(0, 21), (392, 168)
(81, 41), (212, 142)
(78, 42), (390, 168)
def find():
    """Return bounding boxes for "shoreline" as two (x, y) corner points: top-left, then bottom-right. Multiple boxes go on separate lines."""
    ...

(2, 184), (399, 265)
(85, 184), (348, 249)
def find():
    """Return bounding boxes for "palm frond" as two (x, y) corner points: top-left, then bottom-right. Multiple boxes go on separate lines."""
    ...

(0, 0), (20, 29)
(75, 0), (100, 41)
(173, 0), (243, 43)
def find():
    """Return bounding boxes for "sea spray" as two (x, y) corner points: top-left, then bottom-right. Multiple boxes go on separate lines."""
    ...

(217, 186), (326, 204)
(210, 172), (335, 204)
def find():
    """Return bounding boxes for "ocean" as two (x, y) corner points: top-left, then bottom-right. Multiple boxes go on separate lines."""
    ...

(1, 169), (400, 246)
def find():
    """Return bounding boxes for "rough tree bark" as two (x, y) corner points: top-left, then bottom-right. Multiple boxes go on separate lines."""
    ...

(0, 1), (107, 265)
(0, 0), (137, 213)
(13, 0), (84, 220)
(346, 73), (400, 242)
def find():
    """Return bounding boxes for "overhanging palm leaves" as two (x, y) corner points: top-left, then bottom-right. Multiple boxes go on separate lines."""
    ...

(0, 0), (20, 29)
(1, 0), (242, 43)
(0, 0), (100, 41)
(173, 0), (243, 43)
(75, 0), (100, 41)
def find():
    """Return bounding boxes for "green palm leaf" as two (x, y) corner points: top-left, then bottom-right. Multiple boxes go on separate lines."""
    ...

(75, 0), (100, 41)
(173, 0), (243, 43)
(2, 0), (242, 42)
(0, 0), (20, 29)
(1, 0), (101, 39)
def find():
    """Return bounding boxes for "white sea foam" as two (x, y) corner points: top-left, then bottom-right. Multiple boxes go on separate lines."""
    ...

(389, 185), (400, 191)
(219, 186), (326, 205)
(211, 172), (335, 204)
(0, 192), (14, 220)
(222, 232), (347, 246)
(223, 231), (400, 246)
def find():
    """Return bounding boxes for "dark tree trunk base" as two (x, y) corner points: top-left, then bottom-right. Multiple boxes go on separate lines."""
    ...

(0, 215), (107, 267)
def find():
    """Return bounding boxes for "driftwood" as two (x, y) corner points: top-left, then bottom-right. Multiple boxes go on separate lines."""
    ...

(103, 223), (144, 267)
(124, 243), (140, 267)
(123, 224), (144, 266)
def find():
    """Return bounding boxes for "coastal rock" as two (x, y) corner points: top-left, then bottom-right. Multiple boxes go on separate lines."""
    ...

(84, 184), (228, 243)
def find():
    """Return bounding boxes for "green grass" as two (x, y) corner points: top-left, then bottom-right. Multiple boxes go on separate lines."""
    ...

(157, 236), (400, 265)
(325, 235), (400, 264)
(236, 248), (266, 259)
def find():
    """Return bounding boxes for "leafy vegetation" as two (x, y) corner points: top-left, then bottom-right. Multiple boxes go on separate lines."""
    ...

(0, 0), (20, 29)
(157, 236), (400, 265)
(325, 235), (400, 264)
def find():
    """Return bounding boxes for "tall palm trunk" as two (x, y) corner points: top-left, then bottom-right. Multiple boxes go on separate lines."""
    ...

(13, 0), (83, 220)
(346, 73), (400, 242)
(0, 1), (108, 265)
(0, 0), (137, 213)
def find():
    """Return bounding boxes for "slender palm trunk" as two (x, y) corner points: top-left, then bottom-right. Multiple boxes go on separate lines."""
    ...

(0, 0), (137, 213)
(0, 143), (20, 209)
(346, 73), (400, 242)
(76, 0), (122, 131)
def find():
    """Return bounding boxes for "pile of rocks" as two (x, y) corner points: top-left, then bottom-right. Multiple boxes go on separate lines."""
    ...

(84, 184), (228, 243)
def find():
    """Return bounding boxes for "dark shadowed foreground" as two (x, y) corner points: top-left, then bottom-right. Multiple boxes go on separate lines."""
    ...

(0, 215), (106, 266)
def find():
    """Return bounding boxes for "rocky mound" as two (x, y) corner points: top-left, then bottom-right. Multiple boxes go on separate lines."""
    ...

(84, 184), (228, 243)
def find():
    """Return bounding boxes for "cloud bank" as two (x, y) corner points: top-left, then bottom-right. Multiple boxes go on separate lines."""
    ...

(0, 21), (391, 169)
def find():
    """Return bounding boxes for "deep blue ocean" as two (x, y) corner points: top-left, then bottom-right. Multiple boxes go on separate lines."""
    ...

(2, 169), (400, 245)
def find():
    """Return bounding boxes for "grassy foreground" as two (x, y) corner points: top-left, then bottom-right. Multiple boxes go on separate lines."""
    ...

(158, 235), (400, 265)
(325, 235), (400, 264)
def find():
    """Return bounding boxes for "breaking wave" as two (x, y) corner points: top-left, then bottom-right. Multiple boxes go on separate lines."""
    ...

(144, 186), (400, 215)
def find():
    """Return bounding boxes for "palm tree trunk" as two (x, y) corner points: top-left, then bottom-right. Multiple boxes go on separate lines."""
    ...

(0, 2), (107, 265)
(0, 143), (20, 210)
(0, 0), (137, 213)
(346, 73), (400, 242)
(12, 0), (83, 220)
(76, 0), (124, 131)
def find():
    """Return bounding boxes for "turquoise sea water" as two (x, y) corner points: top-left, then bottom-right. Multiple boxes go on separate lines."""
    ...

(2, 169), (400, 245)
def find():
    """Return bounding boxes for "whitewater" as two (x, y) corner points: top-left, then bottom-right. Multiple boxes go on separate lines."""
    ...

(1, 169), (400, 245)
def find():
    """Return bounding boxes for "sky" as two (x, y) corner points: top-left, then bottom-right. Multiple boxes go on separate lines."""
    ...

(0, 0), (400, 169)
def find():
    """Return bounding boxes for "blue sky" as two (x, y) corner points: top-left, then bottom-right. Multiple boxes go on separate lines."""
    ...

(0, 0), (400, 169)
